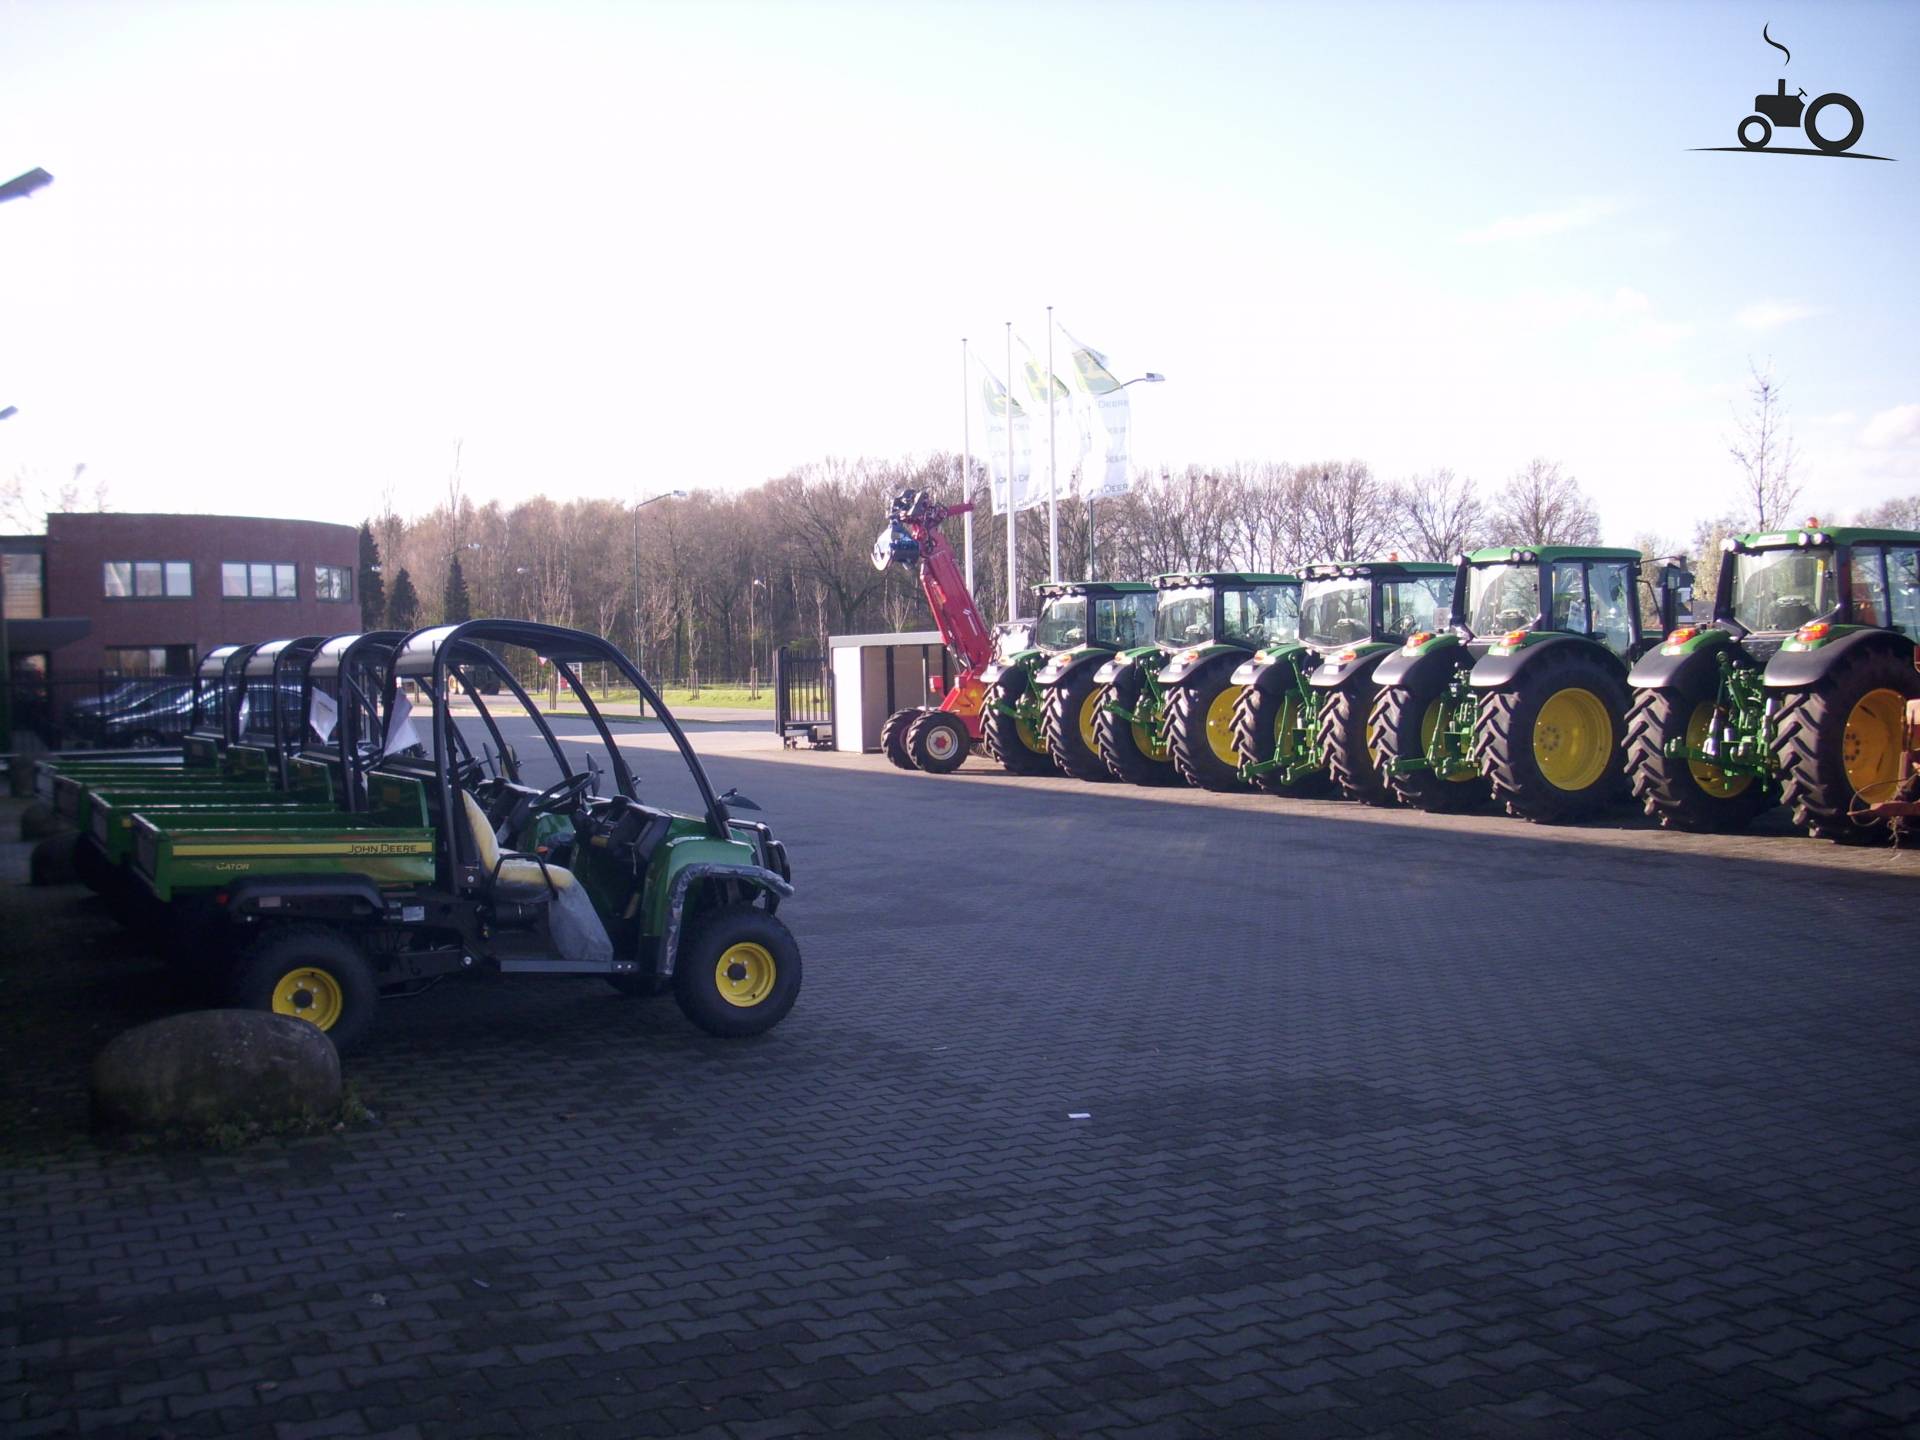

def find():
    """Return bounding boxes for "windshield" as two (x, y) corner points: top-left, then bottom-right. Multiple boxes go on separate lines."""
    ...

(1379, 576), (1453, 639)
(1300, 579), (1371, 648)
(1092, 592), (1155, 648)
(1223, 584), (1301, 647)
(1033, 596), (1088, 651)
(1731, 548), (1837, 632)
(1468, 563), (1540, 635)
(1156, 586), (1215, 647)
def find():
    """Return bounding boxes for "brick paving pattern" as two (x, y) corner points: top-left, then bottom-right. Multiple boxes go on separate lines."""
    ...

(4, 746), (1919, 1437)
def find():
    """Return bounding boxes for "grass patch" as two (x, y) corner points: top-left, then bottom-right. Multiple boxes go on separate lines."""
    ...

(114, 1086), (380, 1153)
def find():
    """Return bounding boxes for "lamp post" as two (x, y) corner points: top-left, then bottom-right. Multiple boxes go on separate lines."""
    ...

(748, 577), (766, 699)
(631, 489), (686, 713)
(0, 165), (53, 753)
(1087, 374), (1165, 581)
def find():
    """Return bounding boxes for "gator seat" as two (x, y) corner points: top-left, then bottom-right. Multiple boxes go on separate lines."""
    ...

(461, 791), (575, 897)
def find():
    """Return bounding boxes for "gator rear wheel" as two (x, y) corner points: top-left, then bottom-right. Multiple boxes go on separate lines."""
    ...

(1317, 683), (1393, 804)
(1096, 666), (1177, 786)
(1477, 649), (1629, 823)
(1166, 665), (1251, 792)
(1624, 672), (1773, 833)
(673, 905), (803, 1038)
(1370, 663), (1487, 813)
(881, 707), (921, 770)
(232, 925), (378, 1053)
(1774, 647), (1920, 843)
(906, 710), (970, 775)
(1041, 667), (1112, 782)
(1228, 668), (1328, 797)
(73, 834), (116, 894)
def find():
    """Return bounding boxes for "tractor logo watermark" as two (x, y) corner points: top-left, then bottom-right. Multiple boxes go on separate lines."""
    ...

(1693, 23), (1893, 161)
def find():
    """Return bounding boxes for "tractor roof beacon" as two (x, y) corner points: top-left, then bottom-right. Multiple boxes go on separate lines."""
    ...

(129, 620), (800, 1050)
(1626, 524), (1920, 842)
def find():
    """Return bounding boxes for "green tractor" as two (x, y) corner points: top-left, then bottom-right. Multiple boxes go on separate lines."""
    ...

(978, 581), (1156, 780)
(1230, 561), (1455, 802)
(1092, 572), (1301, 789)
(1369, 547), (1692, 822)
(1626, 524), (1920, 841)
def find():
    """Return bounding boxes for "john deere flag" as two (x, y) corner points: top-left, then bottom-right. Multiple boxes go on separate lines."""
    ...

(1058, 325), (1134, 499)
(973, 355), (1036, 515)
(1014, 333), (1074, 508)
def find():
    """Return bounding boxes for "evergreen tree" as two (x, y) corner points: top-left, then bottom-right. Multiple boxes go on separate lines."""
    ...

(358, 522), (386, 630)
(443, 554), (472, 624)
(388, 567), (420, 631)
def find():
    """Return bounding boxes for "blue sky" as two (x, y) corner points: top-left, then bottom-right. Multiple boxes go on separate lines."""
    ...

(1, 0), (1915, 544)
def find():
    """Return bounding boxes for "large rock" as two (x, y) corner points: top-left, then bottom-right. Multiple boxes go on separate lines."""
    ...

(91, 1011), (343, 1135)
(20, 800), (64, 840)
(30, 832), (78, 886)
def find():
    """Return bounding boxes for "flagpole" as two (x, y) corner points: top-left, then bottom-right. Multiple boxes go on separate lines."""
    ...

(1047, 305), (1059, 582)
(1005, 321), (1017, 624)
(961, 337), (974, 595)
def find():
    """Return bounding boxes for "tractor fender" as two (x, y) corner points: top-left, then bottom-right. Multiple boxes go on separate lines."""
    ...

(1763, 626), (1919, 690)
(1626, 628), (1738, 691)
(658, 862), (796, 978)
(1095, 647), (1167, 686)
(1372, 634), (1467, 690)
(1230, 642), (1316, 689)
(1469, 633), (1626, 689)
(979, 650), (1041, 692)
(1158, 644), (1249, 688)
(1307, 644), (1393, 692)
(224, 875), (388, 919)
(1034, 646), (1111, 689)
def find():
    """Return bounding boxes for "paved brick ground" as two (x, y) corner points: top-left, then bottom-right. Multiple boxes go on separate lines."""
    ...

(3, 746), (1919, 1438)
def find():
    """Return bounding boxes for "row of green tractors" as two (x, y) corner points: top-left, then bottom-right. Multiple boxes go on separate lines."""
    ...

(952, 524), (1920, 844)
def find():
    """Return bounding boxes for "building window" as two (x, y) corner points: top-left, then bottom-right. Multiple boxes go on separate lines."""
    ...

(103, 560), (193, 599)
(3, 553), (43, 620)
(314, 564), (353, 602)
(106, 645), (196, 677)
(222, 561), (298, 599)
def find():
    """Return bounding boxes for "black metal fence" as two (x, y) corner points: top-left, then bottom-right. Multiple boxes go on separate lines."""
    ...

(2, 673), (197, 753)
(774, 646), (832, 747)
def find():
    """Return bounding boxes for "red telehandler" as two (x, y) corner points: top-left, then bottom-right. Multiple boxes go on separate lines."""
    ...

(870, 488), (997, 772)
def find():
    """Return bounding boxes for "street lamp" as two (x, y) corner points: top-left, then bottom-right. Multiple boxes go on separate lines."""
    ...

(0, 168), (53, 204)
(748, 578), (767, 698)
(0, 166), (52, 750)
(631, 489), (687, 710)
(1088, 374), (1165, 581)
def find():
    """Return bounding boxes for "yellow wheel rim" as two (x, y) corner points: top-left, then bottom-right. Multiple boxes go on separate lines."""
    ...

(1205, 685), (1242, 767)
(1133, 714), (1169, 761)
(1684, 699), (1751, 798)
(1533, 686), (1612, 792)
(271, 967), (344, 1031)
(1078, 689), (1102, 754)
(1424, 697), (1476, 785)
(1015, 713), (1048, 755)
(714, 942), (777, 1008)
(1842, 688), (1905, 799)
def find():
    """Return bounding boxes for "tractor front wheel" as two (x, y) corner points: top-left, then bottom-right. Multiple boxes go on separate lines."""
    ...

(231, 925), (379, 1053)
(673, 906), (803, 1038)
(1166, 665), (1251, 792)
(1370, 664), (1487, 813)
(1041, 668), (1112, 782)
(1476, 650), (1629, 823)
(1228, 669), (1327, 797)
(1774, 647), (1920, 843)
(881, 707), (921, 770)
(1623, 672), (1773, 832)
(1095, 667), (1177, 786)
(1317, 683), (1393, 805)
(980, 676), (1054, 776)
(906, 710), (970, 774)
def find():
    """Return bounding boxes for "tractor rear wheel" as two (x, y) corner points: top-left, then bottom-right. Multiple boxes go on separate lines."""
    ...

(881, 707), (921, 770)
(980, 676), (1054, 775)
(1624, 670), (1773, 832)
(1774, 647), (1920, 843)
(1228, 668), (1327, 797)
(1041, 668), (1112, 782)
(906, 710), (970, 775)
(1316, 683), (1393, 804)
(1370, 663), (1487, 813)
(1096, 666), (1177, 786)
(1476, 649), (1629, 823)
(1166, 665), (1251, 792)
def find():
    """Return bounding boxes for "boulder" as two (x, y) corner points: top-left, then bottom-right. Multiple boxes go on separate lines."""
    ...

(30, 832), (79, 886)
(20, 800), (64, 840)
(91, 1011), (343, 1135)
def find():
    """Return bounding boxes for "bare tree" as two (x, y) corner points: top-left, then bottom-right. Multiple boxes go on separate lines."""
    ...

(1, 462), (108, 532)
(1296, 460), (1400, 563)
(1487, 459), (1601, 546)
(1857, 493), (1920, 529)
(1396, 468), (1484, 561)
(1728, 360), (1803, 530)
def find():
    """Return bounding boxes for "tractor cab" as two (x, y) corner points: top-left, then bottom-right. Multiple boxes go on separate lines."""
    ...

(1710, 526), (1920, 656)
(1447, 547), (1672, 662)
(1298, 561), (1455, 657)
(1031, 581), (1157, 655)
(1152, 572), (1302, 653)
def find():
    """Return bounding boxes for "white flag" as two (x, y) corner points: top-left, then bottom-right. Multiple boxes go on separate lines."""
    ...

(972, 356), (1037, 515)
(382, 689), (422, 758)
(1057, 325), (1135, 500)
(308, 688), (339, 743)
(1014, 333), (1073, 510)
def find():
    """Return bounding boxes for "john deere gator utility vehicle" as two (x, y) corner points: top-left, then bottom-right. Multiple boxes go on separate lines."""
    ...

(1626, 524), (1920, 841)
(129, 620), (799, 1050)
(1230, 561), (1454, 802)
(977, 581), (1156, 780)
(1370, 548), (1692, 821)
(1093, 572), (1301, 789)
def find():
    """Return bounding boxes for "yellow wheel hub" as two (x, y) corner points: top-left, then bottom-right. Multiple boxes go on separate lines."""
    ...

(1014, 713), (1048, 755)
(1532, 686), (1612, 792)
(1133, 713), (1168, 761)
(1078, 689), (1102, 754)
(715, 942), (777, 1008)
(271, 967), (344, 1031)
(1424, 697), (1475, 784)
(1205, 685), (1242, 767)
(1685, 700), (1750, 798)
(1842, 688), (1905, 799)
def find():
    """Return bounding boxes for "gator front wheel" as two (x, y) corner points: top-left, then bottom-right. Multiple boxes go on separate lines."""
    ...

(881, 707), (921, 770)
(1166, 664), (1251, 791)
(1476, 650), (1629, 823)
(1095, 666), (1177, 786)
(1774, 648), (1920, 843)
(1624, 674), (1773, 833)
(232, 926), (378, 1053)
(673, 906), (803, 1038)
(1228, 668), (1327, 797)
(1370, 664), (1486, 813)
(1316, 683), (1393, 805)
(1041, 667), (1112, 782)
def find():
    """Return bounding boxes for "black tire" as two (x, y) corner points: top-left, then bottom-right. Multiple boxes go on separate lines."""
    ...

(1316, 682), (1393, 805)
(881, 707), (920, 770)
(906, 710), (970, 775)
(672, 905), (802, 1038)
(231, 925), (379, 1053)
(1370, 661), (1487, 813)
(1165, 663), (1251, 792)
(1738, 114), (1771, 149)
(1041, 666), (1113, 782)
(73, 835), (116, 894)
(1805, 92), (1864, 154)
(1623, 669), (1774, 833)
(980, 674), (1053, 776)
(1476, 648), (1630, 824)
(1095, 664), (1177, 786)
(1227, 669), (1329, 797)
(1774, 646), (1920, 844)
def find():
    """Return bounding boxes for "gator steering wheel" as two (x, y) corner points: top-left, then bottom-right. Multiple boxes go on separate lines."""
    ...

(532, 771), (595, 815)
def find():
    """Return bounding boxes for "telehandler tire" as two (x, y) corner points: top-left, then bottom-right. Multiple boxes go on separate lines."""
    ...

(1317, 683), (1393, 805)
(906, 710), (970, 774)
(1096, 666), (1178, 786)
(1476, 649), (1628, 823)
(1623, 671), (1774, 832)
(881, 708), (921, 770)
(1370, 662), (1487, 813)
(1774, 647), (1920, 843)
(1041, 668), (1113, 782)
